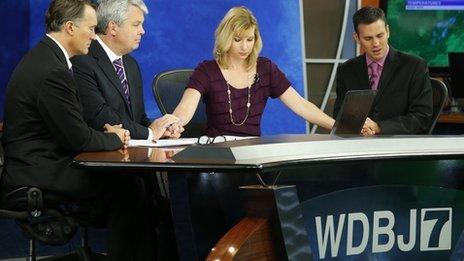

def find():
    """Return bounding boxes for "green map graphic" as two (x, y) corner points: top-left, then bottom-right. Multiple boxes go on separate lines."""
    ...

(387, 0), (464, 67)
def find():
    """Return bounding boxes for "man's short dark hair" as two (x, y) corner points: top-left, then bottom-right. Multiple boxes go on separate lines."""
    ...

(45, 0), (95, 33)
(352, 6), (387, 34)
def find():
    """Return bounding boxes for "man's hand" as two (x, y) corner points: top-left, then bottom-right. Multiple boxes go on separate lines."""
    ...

(163, 122), (185, 139)
(149, 114), (180, 141)
(104, 123), (130, 149)
(361, 117), (381, 136)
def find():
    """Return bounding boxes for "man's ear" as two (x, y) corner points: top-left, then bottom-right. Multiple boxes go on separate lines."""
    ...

(108, 21), (118, 37)
(64, 21), (75, 36)
(353, 32), (360, 45)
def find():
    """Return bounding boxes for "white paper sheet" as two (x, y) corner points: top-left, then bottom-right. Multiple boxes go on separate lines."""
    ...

(129, 138), (198, 147)
(128, 136), (256, 147)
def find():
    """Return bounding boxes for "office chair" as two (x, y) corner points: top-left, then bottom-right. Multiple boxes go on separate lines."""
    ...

(0, 130), (106, 261)
(429, 78), (448, 134)
(152, 69), (207, 137)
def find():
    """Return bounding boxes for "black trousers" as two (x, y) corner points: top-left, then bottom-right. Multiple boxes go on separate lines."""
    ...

(95, 173), (156, 261)
(155, 193), (178, 261)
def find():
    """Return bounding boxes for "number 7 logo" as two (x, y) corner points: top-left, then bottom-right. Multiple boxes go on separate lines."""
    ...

(420, 208), (452, 251)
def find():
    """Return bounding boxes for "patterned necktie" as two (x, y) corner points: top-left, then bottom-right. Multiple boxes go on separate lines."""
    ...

(113, 58), (130, 104)
(369, 62), (380, 90)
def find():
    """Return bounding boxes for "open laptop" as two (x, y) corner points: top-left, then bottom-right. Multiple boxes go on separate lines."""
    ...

(330, 89), (377, 135)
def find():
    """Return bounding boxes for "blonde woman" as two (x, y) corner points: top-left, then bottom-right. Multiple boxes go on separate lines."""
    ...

(173, 6), (335, 136)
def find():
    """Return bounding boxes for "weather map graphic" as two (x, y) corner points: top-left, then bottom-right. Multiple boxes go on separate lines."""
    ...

(387, 0), (464, 67)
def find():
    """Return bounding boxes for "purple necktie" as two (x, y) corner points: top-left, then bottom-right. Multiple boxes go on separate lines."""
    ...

(113, 58), (130, 104)
(369, 62), (380, 90)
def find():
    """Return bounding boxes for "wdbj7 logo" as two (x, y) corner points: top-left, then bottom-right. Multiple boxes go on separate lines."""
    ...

(314, 208), (452, 259)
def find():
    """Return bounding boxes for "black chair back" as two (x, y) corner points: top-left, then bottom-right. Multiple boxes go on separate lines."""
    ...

(429, 78), (448, 134)
(152, 69), (206, 137)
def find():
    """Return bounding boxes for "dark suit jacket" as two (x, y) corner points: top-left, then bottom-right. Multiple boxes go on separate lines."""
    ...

(334, 47), (433, 134)
(71, 40), (151, 139)
(1, 36), (122, 197)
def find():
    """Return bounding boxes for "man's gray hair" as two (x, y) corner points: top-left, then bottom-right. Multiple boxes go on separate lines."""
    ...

(96, 0), (148, 34)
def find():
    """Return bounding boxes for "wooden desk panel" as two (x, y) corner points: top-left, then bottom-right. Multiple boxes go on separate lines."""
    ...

(439, 113), (464, 124)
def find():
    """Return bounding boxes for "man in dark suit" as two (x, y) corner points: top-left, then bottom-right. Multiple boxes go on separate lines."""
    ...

(1, 0), (154, 260)
(334, 6), (432, 135)
(71, 0), (181, 140)
(71, 1), (180, 259)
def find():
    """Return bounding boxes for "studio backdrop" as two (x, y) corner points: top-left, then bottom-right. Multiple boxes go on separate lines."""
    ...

(0, 0), (306, 135)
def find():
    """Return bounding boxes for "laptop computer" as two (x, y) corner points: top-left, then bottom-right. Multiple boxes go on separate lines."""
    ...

(330, 89), (377, 135)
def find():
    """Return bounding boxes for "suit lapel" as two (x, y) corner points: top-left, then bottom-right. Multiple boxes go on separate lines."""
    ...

(353, 54), (370, 90)
(373, 47), (398, 105)
(91, 41), (133, 115)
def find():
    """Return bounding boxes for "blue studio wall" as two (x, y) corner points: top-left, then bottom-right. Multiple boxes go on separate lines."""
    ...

(6, 0), (306, 135)
(140, 0), (306, 135)
(0, 0), (29, 118)
(0, 0), (305, 258)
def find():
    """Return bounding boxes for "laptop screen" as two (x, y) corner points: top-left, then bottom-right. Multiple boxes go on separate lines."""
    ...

(330, 90), (377, 135)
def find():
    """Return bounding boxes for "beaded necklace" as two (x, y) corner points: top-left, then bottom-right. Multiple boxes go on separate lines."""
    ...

(225, 71), (254, 126)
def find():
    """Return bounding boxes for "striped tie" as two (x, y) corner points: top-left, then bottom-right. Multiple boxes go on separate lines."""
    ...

(113, 58), (130, 104)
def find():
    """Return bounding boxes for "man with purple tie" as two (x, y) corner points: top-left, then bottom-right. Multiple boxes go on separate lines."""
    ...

(334, 6), (432, 135)
(71, 0), (180, 141)
(72, 1), (181, 259)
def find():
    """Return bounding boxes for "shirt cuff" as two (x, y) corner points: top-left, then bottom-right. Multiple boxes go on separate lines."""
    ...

(147, 127), (154, 141)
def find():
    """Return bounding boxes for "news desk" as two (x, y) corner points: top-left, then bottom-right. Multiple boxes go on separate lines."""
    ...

(74, 135), (464, 261)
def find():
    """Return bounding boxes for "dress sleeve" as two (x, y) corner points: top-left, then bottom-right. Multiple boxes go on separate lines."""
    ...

(186, 61), (211, 95)
(269, 60), (292, 98)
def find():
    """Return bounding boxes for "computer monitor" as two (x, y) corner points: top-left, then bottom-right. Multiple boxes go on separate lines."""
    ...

(445, 52), (464, 112)
(380, 0), (464, 77)
(449, 52), (464, 99)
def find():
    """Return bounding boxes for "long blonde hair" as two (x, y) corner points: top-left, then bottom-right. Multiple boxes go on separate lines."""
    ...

(213, 6), (263, 71)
